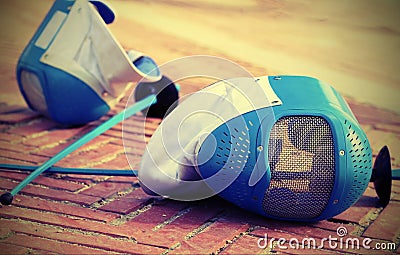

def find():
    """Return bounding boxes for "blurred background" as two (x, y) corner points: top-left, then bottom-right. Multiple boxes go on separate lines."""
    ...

(0, 0), (399, 114)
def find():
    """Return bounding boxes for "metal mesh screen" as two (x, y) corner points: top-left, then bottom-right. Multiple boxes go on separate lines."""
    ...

(20, 70), (49, 116)
(262, 116), (335, 219)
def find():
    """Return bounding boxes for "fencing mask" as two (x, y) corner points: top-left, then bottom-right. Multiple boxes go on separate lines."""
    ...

(139, 75), (372, 222)
(16, 0), (161, 125)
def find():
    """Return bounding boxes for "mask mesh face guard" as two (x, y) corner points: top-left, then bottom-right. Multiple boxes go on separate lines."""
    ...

(16, 0), (160, 125)
(139, 75), (372, 222)
(262, 116), (335, 219)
